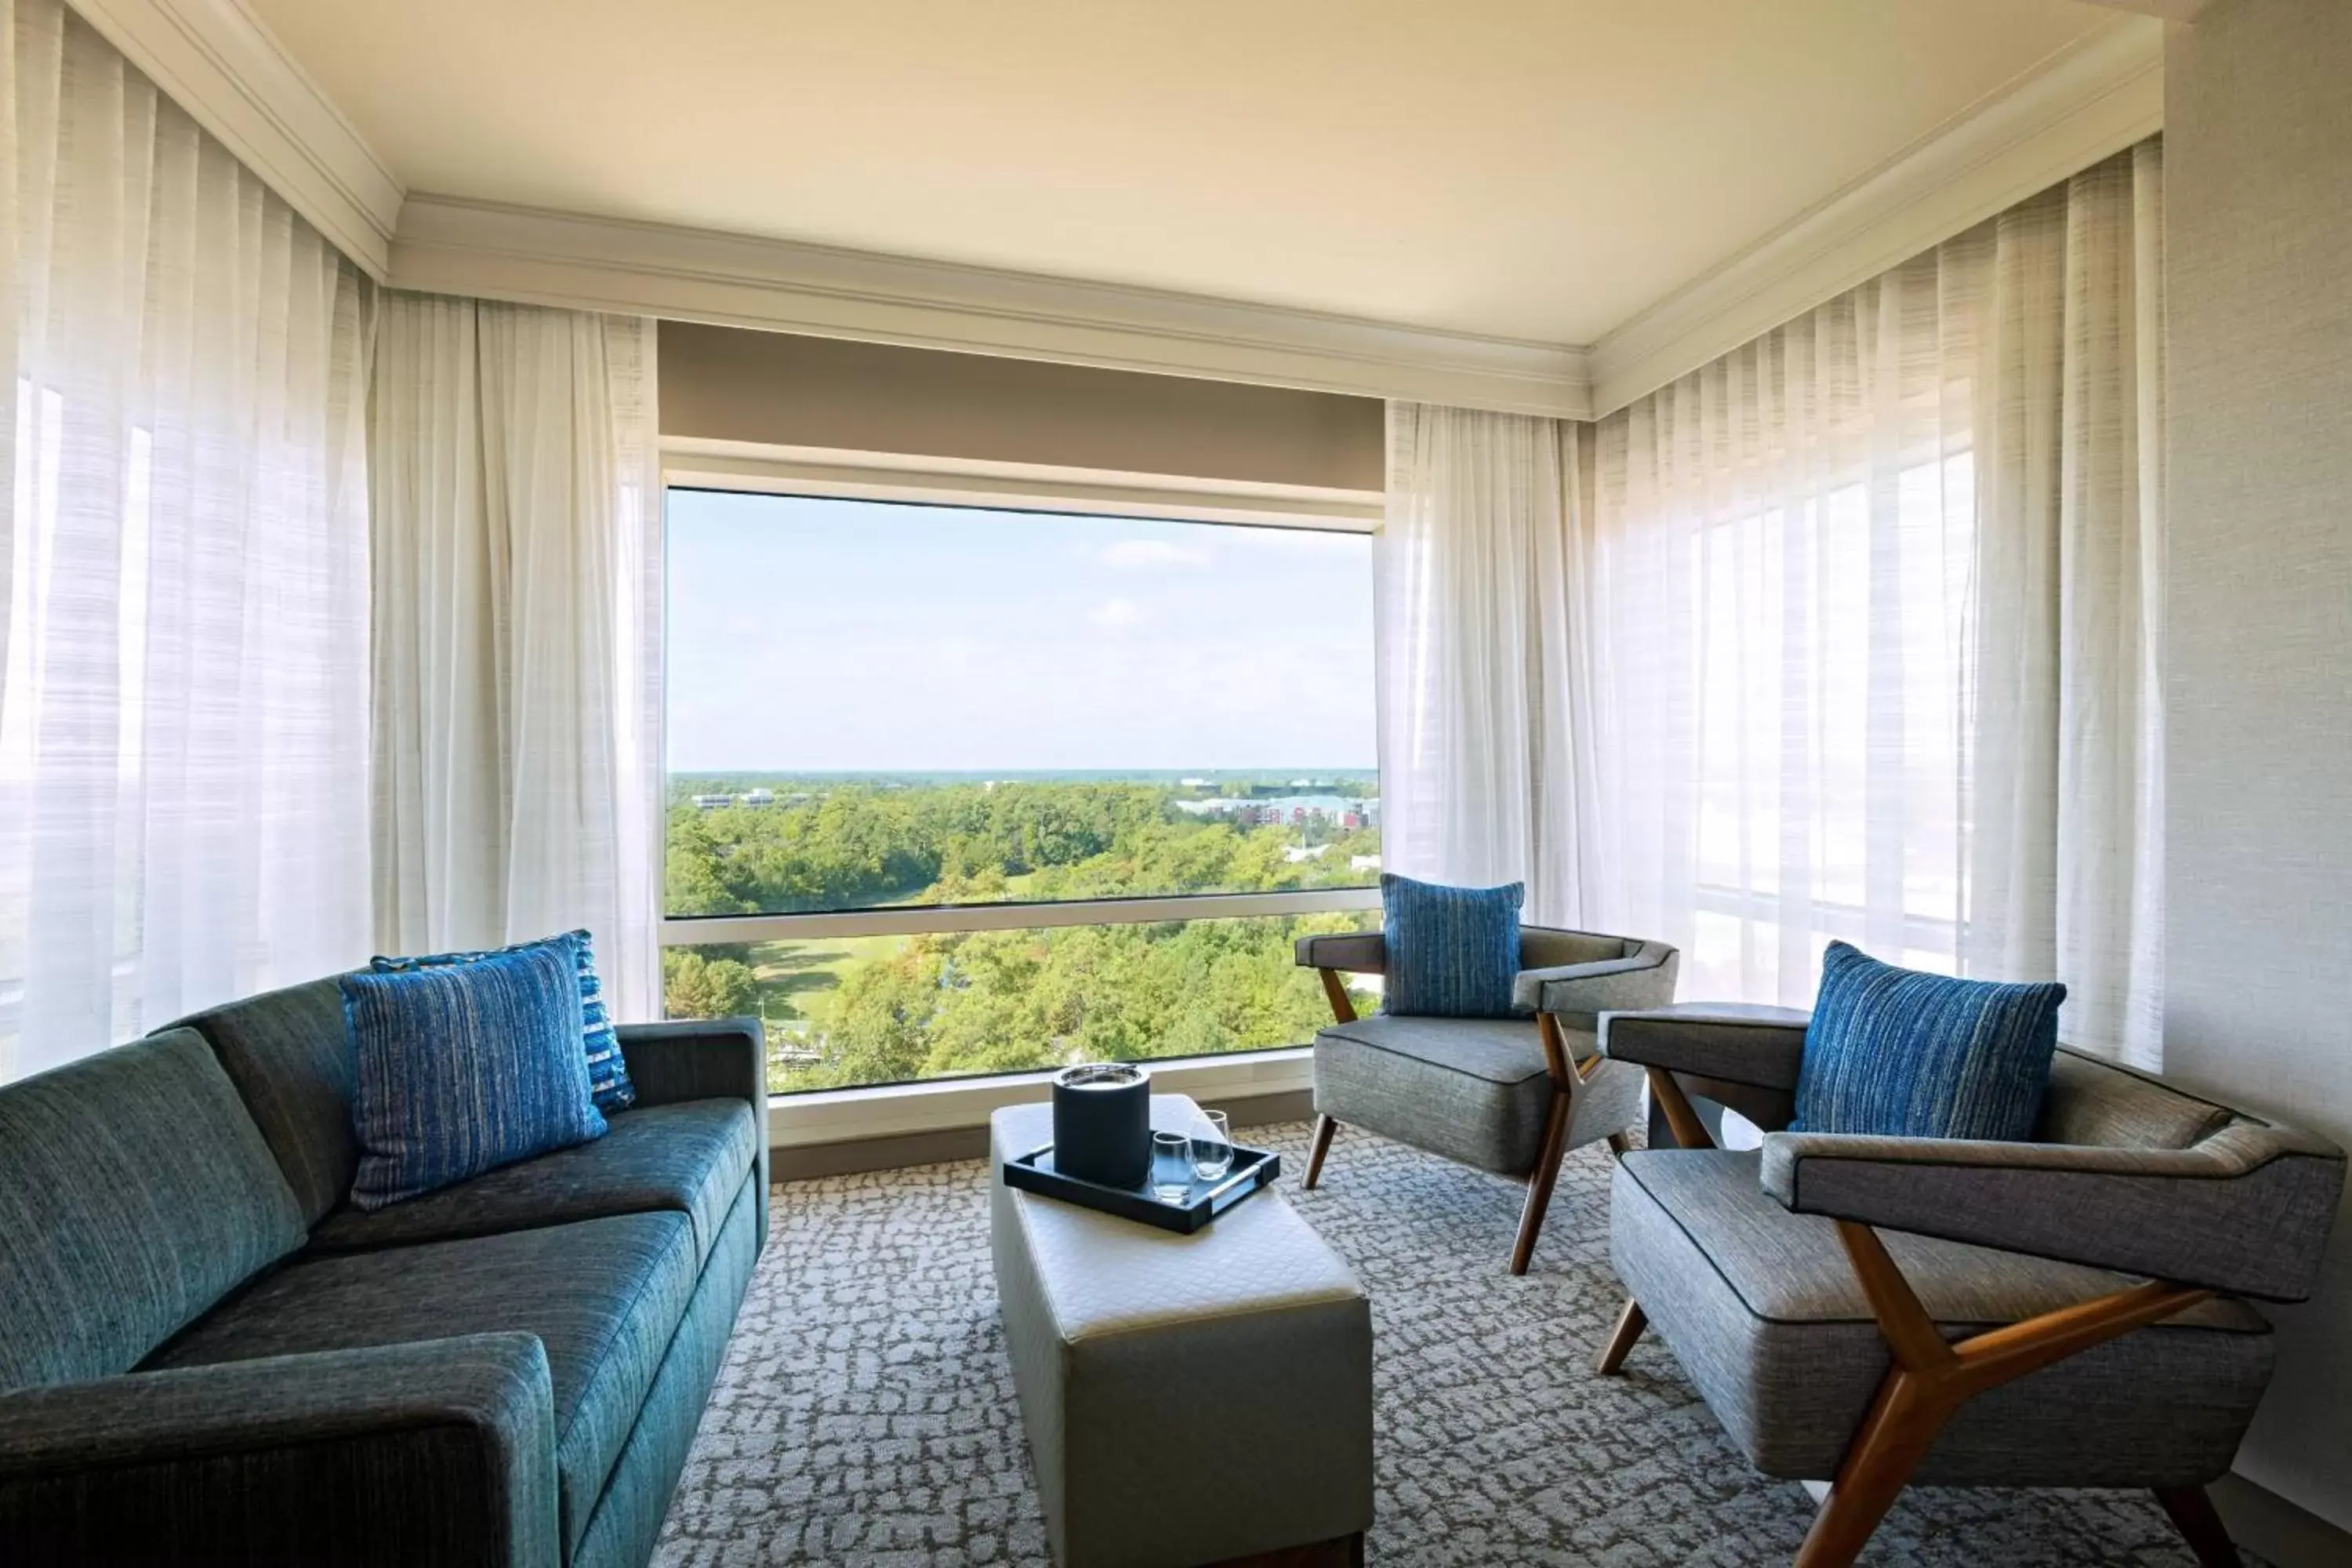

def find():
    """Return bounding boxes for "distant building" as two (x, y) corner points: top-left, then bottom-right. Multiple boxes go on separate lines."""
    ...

(691, 793), (733, 811)
(1179, 777), (1212, 788)
(739, 789), (775, 807)
(1284, 844), (1333, 863)
(1342, 811), (1363, 829)
(1350, 854), (1382, 872)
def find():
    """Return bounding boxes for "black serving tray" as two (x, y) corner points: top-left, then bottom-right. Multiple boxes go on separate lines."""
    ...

(1002, 1140), (1281, 1233)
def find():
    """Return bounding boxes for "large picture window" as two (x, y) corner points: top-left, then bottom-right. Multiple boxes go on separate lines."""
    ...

(661, 490), (1381, 1092)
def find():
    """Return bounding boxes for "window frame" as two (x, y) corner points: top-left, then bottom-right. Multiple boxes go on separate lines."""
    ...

(655, 439), (1385, 1128)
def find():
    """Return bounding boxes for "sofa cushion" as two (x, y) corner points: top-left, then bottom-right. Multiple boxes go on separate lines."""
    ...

(307, 1099), (759, 1266)
(343, 941), (607, 1210)
(1610, 1150), (2272, 1486)
(170, 977), (359, 1229)
(147, 1210), (699, 1559)
(0, 1030), (307, 1393)
(1313, 1014), (1553, 1174)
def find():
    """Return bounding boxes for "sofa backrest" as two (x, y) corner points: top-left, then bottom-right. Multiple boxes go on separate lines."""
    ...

(2038, 1047), (2238, 1150)
(0, 1029), (307, 1393)
(169, 976), (358, 1228)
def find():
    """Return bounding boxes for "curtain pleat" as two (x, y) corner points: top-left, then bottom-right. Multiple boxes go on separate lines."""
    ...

(1591, 140), (2165, 1065)
(368, 294), (662, 1020)
(0, 0), (375, 1079)
(1377, 403), (1599, 926)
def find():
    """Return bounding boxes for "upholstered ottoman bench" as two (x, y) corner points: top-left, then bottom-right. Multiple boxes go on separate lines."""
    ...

(990, 1096), (1374, 1568)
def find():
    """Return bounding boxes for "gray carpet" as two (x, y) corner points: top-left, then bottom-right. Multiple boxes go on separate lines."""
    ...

(655, 1121), (2238, 1566)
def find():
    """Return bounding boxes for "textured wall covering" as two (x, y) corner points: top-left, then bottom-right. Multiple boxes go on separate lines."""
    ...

(2165, 0), (2352, 1530)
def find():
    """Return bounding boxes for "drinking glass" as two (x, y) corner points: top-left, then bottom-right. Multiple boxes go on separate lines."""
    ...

(1150, 1130), (1193, 1203)
(1191, 1109), (1235, 1181)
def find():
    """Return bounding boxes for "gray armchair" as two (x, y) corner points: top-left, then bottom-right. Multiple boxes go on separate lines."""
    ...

(1294, 926), (1679, 1273)
(1595, 1004), (2347, 1568)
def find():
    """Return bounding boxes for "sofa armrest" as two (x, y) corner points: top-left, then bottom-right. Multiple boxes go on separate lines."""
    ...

(1761, 1121), (2347, 1302)
(1294, 931), (1385, 975)
(0, 1335), (559, 1567)
(1512, 941), (1679, 1027)
(617, 1018), (771, 1250)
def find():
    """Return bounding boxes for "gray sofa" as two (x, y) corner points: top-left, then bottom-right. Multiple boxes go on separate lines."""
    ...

(0, 976), (769, 1568)
(1595, 1004), (2346, 1568)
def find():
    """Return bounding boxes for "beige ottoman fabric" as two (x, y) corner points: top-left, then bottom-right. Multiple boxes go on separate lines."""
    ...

(991, 1096), (1374, 1568)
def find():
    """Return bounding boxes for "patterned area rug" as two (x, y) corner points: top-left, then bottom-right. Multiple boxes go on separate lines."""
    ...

(656, 1123), (2239, 1566)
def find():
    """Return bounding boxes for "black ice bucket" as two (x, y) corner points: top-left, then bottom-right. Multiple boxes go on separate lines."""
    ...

(1051, 1062), (1151, 1189)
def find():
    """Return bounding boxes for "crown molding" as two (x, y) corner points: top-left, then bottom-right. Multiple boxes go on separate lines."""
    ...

(65, 0), (401, 277)
(64, 0), (2161, 423)
(390, 196), (1593, 419)
(1587, 16), (2165, 417)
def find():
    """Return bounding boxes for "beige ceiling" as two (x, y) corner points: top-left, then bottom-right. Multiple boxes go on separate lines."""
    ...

(249, 0), (2120, 345)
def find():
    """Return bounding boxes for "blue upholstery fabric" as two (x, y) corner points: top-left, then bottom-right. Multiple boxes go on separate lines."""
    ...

(1380, 873), (1523, 1018)
(0, 1334), (561, 1568)
(308, 1099), (759, 1267)
(343, 940), (607, 1210)
(377, 929), (637, 1113)
(572, 1178), (760, 1568)
(169, 977), (362, 1229)
(0, 1030), (307, 1394)
(147, 1210), (699, 1559)
(1793, 942), (2064, 1140)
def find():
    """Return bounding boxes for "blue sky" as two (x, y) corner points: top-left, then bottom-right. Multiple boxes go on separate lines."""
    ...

(664, 491), (1377, 773)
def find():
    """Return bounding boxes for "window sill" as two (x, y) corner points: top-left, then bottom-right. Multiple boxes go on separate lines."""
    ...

(766, 1046), (1315, 1149)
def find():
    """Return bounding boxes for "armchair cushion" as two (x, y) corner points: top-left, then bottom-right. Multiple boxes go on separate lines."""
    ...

(1379, 873), (1523, 1018)
(1793, 942), (2063, 1141)
(1610, 1149), (2272, 1486)
(1313, 1014), (1557, 1174)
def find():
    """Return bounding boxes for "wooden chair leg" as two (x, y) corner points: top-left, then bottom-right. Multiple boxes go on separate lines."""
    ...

(1792, 1220), (2216, 1568)
(1509, 1086), (1575, 1275)
(1303, 1113), (1339, 1189)
(2154, 1486), (2241, 1568)
(1605, 1129), (1632, 1159)
(1794, 1368), (1953, 1568)
(1595, 1298), (1647, 1374)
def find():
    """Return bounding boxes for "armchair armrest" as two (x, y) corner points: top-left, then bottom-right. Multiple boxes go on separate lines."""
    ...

(617, 1018), (771, 1250)
(1512, 939), (1679, 1026)
(1599, 1004), (1810, 1091)
(1293, 931), (1384, 974)
(1762, 1120), (2347, 1302)
(0, 1335), (559, 1567)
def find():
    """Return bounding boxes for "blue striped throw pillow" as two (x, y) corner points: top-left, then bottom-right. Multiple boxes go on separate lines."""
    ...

(375, 929), (636, 1112)
(1793, 942), (2065, 1140)
(343, 938), (608, 1209)
(1381, 873), (1523, 1018)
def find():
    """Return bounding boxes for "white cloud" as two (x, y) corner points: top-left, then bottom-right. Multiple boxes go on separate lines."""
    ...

(1100, 539), (1211, 571)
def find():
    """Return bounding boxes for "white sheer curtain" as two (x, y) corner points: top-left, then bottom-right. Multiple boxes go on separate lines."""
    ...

(1377, 402), (1601, 926)
(369, 294), (662, 1020)
(1589, 141), (2165, 1064)
(0, 0), (375, 1080)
